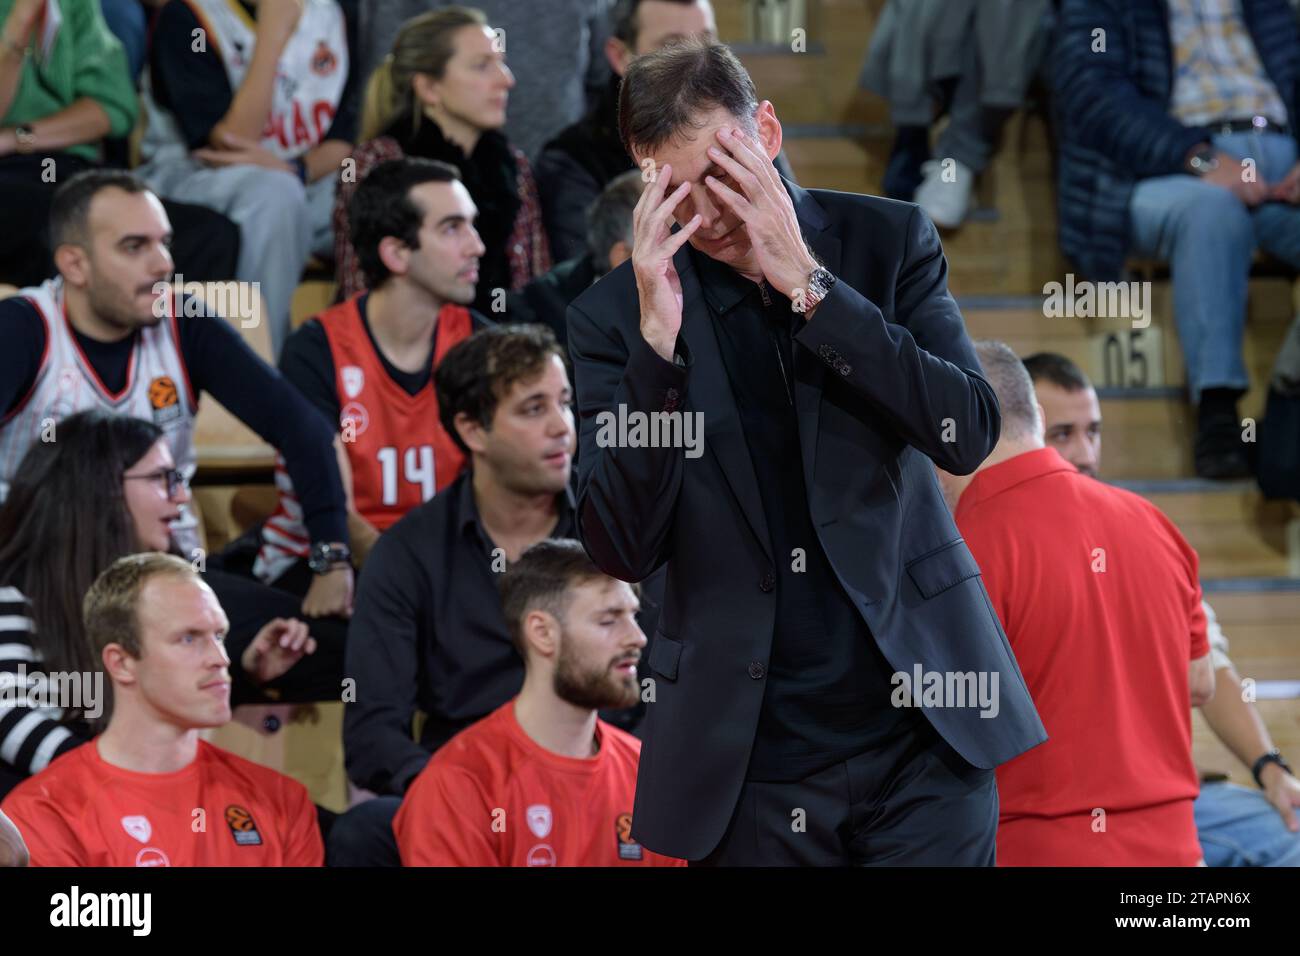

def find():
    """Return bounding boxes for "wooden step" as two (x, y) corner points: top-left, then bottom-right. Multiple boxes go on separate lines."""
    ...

(729, 0), (885, 128)
(1123, 483), (1300, 579)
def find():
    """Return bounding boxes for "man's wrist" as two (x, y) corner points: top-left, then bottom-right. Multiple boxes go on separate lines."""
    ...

(0, 128), (15, 157)
(1252, 749), (1293, 788)
(308, 540), (352, 574)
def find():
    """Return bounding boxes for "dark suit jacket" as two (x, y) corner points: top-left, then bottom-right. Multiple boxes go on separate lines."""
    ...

(567, 180), (1047, 861)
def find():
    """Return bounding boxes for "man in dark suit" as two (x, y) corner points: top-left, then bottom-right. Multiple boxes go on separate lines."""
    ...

(567, 39), (1046, 866)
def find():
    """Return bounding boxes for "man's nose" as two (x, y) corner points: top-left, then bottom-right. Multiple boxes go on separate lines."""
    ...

(687, 183), (721, 230)
(152, 243), (174, 277)
(1073, 437), (1098, 471)
(467, 226), (487, 258)
(207, 635), (230, 668)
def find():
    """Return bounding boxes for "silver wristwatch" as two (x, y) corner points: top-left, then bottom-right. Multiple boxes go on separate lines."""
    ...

(795, 267), (836, 313)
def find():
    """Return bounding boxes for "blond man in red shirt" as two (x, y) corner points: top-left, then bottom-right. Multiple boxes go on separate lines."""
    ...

(936, 341), (1215, 866)
(2, 553), (323, 867)
(395, 539), (684, 867)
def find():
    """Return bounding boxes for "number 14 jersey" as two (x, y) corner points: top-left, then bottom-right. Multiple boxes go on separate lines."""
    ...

(256, 296), (473, 581)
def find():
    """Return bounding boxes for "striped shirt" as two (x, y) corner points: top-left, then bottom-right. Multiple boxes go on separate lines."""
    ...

(1168, 0), (1288, 126)
(0, 586), (86, 787)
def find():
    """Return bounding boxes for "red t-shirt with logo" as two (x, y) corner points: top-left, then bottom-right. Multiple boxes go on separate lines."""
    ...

(395, 700), (685, 867)
(0, 739), (322, 867)
(954, 448), (1208, 866)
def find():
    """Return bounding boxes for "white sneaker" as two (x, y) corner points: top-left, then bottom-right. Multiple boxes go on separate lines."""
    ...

(913, 158), (974, 229)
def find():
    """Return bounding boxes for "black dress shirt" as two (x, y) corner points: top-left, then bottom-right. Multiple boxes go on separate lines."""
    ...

(693, 248), (921, 783)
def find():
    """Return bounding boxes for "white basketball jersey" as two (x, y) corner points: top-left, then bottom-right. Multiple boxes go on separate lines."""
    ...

(143, 0), (348, 163)
(0, 279), (199, 548)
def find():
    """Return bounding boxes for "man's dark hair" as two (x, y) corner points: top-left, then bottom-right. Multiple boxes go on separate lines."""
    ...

(611, 0), (701, 48)
(498, 538), (607, 657)
(349, 157), (462, 289)
(586, 170), (643, 271)
(49, 169), (152, 250)
(435, 324), (568, 455)
(975, 340), (1041, 440)
(618, 36), (758, 156)
(1021, 351), (1093, 393)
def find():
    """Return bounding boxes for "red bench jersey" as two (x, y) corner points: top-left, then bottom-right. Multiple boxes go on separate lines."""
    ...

(1, 739), (323, 867)
(395, 700), (686, 867)
(258, 297), (472, 577)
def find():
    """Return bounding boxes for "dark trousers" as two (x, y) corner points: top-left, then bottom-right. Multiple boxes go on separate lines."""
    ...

(695, 720), (998, 866)
(0, 153), (239, 287)
(326, 795), (403, 867)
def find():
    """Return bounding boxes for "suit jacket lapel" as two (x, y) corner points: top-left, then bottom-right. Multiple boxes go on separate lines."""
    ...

(790, 184), (840, 494)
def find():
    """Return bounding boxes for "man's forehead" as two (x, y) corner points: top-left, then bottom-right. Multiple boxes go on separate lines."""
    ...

(412, 179), (477, 219)
(572, 576), (638, 608)
(89, 188), (169, 234)
(139, 575), (226, 628)
(638, 110), (738, 176)
(1036, 382), (1101, 423)
(502, 355), (569, 399)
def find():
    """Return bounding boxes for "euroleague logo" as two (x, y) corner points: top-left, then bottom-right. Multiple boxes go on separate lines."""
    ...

(615, 812), (643, 861)
(147, 376), (184, 425)
(224, 805), (263, 847)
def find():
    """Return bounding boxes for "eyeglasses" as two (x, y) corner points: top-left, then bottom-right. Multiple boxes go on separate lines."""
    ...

(123, 467), (189, 497)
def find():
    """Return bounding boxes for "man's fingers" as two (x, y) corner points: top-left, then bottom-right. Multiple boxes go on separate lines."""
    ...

(648, 181), (690, 236)
(707, 145), (761, 200)
(724, 128), (780, 190)
(705, 175), (751, 219)
(664, 214), (703, 256)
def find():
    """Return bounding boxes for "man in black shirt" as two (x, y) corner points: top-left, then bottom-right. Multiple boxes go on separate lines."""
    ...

(330, 325), (577, 866)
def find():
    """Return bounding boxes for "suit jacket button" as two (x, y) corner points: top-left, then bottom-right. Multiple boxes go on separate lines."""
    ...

(748, 661), (766, 679)
(759, 571), (775, 592)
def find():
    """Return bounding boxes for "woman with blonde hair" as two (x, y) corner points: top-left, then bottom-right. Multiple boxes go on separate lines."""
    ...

(334, 7), (549, 311)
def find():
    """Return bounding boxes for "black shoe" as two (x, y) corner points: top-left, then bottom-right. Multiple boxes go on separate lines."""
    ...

(1194, 414), (1251, 480)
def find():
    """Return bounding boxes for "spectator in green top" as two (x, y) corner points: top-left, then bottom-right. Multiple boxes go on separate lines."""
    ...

(0, 0), (237, 287)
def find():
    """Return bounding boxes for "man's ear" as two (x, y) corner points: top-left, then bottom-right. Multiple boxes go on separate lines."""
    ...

(1034, 402), (1048, 442)
(54, 244), (91, 288)
(454, 411), (489, 456)
(605, 35), (633, 76)
(378, 235), (409, 278)
(754, 100), (782, 162)
(101, 643), (137, 687)
(521, 609), (560, 661)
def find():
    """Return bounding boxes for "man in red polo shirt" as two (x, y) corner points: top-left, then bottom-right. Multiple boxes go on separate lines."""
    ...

(256, 158), (491, 587)
(394, 539), (684, 867)
(936, 341), (1215, 866)
(2, 554), (322, 866)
